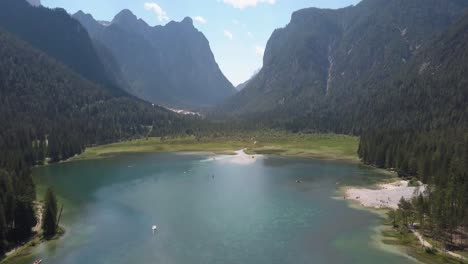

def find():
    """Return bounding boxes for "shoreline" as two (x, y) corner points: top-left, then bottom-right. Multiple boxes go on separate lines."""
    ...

(340, 179), (467, 264)
(25, 136), (454, 264)
(2, 202), (43, 261)
(65, 135), (360, 163)
(1, 201), (65, 264)
(69, 147), (360, 163)
(18, 134), (357, 263)
(344, 180), (425, 209)
(2, 227), (66, 264)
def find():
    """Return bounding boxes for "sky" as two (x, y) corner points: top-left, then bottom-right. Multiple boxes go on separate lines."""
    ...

(41, 0), (361, 86)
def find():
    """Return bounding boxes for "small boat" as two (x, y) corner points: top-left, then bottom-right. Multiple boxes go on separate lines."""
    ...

(33, 260), (42, 264)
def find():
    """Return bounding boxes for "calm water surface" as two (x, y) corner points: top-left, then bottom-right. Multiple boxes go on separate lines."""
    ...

(14, 153), (417, 264)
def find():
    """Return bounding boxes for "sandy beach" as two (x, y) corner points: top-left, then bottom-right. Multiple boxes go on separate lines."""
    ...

(345, 180), (425, 209)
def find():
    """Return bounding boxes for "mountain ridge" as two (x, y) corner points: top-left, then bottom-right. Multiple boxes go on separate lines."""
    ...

(73, 9), (236, 108)
(219, 0), (468, 120)
(0, 0), (125, 94)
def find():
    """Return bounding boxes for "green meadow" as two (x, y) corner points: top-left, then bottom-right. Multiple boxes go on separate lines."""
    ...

(72, 132), (359, 162)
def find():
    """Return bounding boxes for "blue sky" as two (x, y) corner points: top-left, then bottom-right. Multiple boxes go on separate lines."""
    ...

(42, 0), (361, 85)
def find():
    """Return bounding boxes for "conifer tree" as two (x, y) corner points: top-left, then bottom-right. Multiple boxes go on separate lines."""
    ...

(0, 203), (7, 256)
(413, 193), (425, 229)
(42, 188), (58, 238)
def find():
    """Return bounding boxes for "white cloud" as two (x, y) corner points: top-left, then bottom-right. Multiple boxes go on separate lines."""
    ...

(224, 30), (234, 40)
(193, 16), (207, 24)
(247, 31), (254, 38)
(144, 2), (169, 23)
(255, 46), (265, 58)
(223, 0), (276, 9)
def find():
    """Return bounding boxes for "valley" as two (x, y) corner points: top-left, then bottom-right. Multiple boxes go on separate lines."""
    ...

(0, 0), (467, 263)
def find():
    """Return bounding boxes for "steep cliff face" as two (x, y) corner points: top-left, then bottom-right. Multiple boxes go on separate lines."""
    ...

(74, 10), (236, 107)
(219, 0), (468, 118)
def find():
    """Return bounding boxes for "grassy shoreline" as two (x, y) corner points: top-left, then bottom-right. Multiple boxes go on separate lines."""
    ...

(380, 225), (465, 264)
(70, 133), (360, 162)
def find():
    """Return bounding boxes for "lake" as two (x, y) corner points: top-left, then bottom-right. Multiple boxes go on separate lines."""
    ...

(11, 152), (418, 264)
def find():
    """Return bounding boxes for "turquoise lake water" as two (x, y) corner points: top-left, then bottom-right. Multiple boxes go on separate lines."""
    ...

(11, 153), (417, 264)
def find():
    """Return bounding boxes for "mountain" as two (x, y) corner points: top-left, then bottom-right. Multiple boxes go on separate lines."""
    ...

(219, 0), (468, 121)
(214, 2), (468, 231)
(220, 1), (468, 242)
(0, 0), (124, 94)
(26, 0), (40, 6)
(0, 25), (188, 167)
(235, 71), (258, 91)
(73, 10), (236, 107)
(235, 80), (250, 91)
(355, 11), (468, 134)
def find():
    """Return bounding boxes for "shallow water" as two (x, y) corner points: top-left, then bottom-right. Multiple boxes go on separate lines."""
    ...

(13, 153), (417, 264)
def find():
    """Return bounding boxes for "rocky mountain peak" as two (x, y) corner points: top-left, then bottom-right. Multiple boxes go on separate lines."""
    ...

(26, 0), (41, 7)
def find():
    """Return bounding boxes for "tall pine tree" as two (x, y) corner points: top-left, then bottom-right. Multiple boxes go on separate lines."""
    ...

(0, 203), (7, 256)
(42, 188), (58, 238)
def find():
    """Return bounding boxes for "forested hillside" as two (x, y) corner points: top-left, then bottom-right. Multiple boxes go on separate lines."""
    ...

(0, 28), (189, 255)
(73, 10), (236, 107)
(0, 0), (124, 93)
(357, 13), (468, 244)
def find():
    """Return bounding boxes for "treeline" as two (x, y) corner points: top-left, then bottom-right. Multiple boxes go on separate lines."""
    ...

(358, 130), (467, 182)
(360, 130), (468, 247)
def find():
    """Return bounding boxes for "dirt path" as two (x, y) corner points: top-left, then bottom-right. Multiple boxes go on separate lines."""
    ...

(409, 226), (466, 262)
(409, 226), (432, 248)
